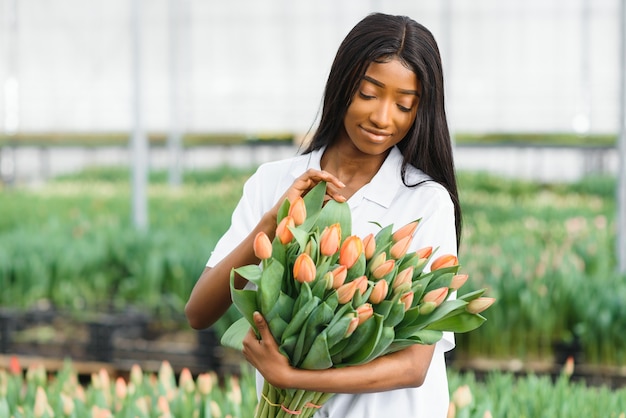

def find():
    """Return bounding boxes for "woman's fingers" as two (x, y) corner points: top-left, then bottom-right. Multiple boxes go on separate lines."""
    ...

(287, 169), (346, 203)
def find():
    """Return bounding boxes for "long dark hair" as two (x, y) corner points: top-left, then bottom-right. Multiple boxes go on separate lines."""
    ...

(304, 13), (462, 248)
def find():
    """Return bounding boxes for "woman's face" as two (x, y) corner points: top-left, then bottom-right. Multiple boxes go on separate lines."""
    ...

(340, 57), (420, 156)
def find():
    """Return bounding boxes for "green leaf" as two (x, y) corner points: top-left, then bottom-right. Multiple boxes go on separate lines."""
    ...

(384, 300), (406, 328)
(326, 313), (355, 347)
(220, 317), (251, 351)
(424, 272), (454, 293)
(340, 314), (378, 359)
(425, 312), (487, 333)
(408, 299), (468, 330)
(346, 252), (366, 281)
(230, 269), (259, 326)
(303, 181), (327, 218)
(268, 315), (289, 342)
(343, 314), (386, 365)
(359, 326), (395, 364)
(300, 332), (333, 370)
(317, 199), (352, 240)
(259, 259), (285, 315)
(267, 291), (295, 324)
(290, 225), (310, 251)
(276, 198), (291, 223)
(232, 264), (262, 286)
(293, 301), (334, 366)
(282, 296), (320, 343)
(458, 288), (487, 302)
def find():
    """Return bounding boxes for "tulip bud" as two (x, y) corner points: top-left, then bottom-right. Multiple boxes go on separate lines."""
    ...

(288, 196), (307, 226)
(362, 233), (376, 260)
(368, 279), (389, 304)
(320, 224), (342, 256)
(372, 259), (395, 280)
(196, 373), (213, 396)
(483, 411), (493, 418)
(400, 291), (414, 311)
(115, 377), (127, 400)
(431, 254), (458, 271)
(253, 231), (273, 260)
(210, 400), (222, 417)
(392, 220), (419, 243)
(331, 265), (347, 289)
(466, 297), (496, 314)
(415, 246), (433, 259)
(393, 267), (413, 290)
(390, 235), (412, 259)
(276, 216), (295, 245)
(369, 252), (386, 272)
(130, 364), (143, 386)
(157, 395), (171, 415)
(61, 392), (75, 416)
(34, 387), (49, 418)
(322, 271), (334, 290)
(563, 356), (575, 377)
(337, 280), (359, 304)
(356, 303), (374, 325)
(452, 384), (473, 409)
(344, 316), (360, 338)
(228, 375), (242, 405)
(423, 287), (448, 307)
(447, 401), (456, 418)
(449, 274), (468, 291)
(419, 301), (437, 315)
(353, 275), (368, 295)
(8, 356), (20, 375)
(339, 236), (363, 269)
(293, 253), (316, 283)
(393, 281), (411, 295)
(179, 368), (195, 394)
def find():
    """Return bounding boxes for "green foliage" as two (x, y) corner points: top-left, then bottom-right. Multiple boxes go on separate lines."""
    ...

(0, 167), (624, 365)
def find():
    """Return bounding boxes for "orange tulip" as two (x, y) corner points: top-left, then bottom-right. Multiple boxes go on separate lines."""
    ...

(450, 274), (469, 291)
(362, 233), (376, 260)
(331, 265), (347, 289)
(344, 316), (360, 338)
(393, 266), (414, 290)
(400, 291), (414, 311)
(368, 279), (389, 304)
(390, 235), (412, 259)
(253, 231), (273, 260)
(466, 297), (496, 314)
(415, 246), (433, 259)
(356, 303), (374, 325)
(276, 216), (295, 245)
(288, 196), (307, 226)
(320, 224), (342, 256)
(197, 373), (213, 396)
(372, 259), (395, 280)
(337, 280), (359, 304)
(431, 254), (458, 271)
(353, 275), (369, 295)
(339, 235), (363, 269)
(423, 287), (448, 307)
(293, 253), (316, 283)
(392, 220), (419, 243)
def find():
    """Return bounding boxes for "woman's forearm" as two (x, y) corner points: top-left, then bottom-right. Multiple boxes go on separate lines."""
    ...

(279, 344), (436, 393)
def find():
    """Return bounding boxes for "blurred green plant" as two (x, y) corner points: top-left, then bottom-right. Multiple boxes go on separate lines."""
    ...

(0, 168), (623, 365)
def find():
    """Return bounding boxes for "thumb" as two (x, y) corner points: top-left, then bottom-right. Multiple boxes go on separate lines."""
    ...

(253, 311), (269, 336)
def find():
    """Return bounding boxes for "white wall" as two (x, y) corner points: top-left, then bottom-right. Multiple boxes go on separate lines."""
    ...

(0, 0), (620, 136)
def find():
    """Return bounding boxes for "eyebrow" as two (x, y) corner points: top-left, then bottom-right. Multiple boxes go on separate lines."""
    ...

(362, 75), (421, 97)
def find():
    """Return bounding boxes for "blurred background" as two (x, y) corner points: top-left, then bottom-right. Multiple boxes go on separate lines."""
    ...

(1, 1), (625, 417)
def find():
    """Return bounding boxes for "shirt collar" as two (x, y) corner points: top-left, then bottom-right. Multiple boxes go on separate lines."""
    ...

(293, 145), (405, 209)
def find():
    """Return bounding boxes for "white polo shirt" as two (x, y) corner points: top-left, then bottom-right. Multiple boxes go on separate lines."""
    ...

(207, 146), (457, 418)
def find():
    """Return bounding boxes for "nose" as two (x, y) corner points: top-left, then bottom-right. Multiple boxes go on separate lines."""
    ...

(369, 99), (392, 128)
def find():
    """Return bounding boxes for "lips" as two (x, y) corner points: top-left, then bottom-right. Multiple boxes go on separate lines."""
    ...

(360, 126), (392, 142)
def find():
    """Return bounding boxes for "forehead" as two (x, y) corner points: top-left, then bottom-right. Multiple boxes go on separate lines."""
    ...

(362, 57), (420, 91)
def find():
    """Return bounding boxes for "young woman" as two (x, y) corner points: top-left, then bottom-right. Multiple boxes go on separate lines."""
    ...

(185, 13), (461, 417)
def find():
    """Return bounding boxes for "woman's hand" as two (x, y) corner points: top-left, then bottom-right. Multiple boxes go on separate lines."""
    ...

(242, 312), (294, 389)
(272, 169), (346, 215)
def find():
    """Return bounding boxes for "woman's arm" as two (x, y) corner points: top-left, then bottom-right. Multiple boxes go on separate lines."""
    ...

(242, 312), (436, 392)
(185, 169), (347, 330)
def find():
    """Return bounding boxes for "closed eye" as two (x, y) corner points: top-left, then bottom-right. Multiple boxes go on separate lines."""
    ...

(397, 104), (412, 113)
(359, 91), (375, 100)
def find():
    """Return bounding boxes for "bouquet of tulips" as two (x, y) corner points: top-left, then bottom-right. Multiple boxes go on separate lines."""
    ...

(221, 182), (494, 418)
